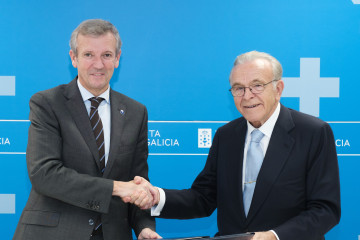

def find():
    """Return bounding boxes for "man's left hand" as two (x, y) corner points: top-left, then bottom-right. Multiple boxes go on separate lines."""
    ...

(252, 231), (277, 240)
(138, 228), (162, 239)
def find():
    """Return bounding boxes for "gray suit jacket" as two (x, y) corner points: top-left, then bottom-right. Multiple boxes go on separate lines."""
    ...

(13, 78), (155, 240)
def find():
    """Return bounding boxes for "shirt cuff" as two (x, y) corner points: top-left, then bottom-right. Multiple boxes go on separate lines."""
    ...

(151, 187), (165, 216)
(270, 230), (280, 240)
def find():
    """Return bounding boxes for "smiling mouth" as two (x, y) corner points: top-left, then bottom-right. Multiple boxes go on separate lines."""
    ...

(244, 104), (260, 109)
(91, 73), (105, 76)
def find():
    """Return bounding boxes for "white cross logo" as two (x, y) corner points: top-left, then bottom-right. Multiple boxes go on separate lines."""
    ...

(352, 0), (360, 4)
(0, 194), (15, 214)
(282, 58), (339, 117)
(0, 76), (16, 96)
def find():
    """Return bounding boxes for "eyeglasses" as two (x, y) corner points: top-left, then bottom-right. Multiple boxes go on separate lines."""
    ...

(229, 80), (278, 97)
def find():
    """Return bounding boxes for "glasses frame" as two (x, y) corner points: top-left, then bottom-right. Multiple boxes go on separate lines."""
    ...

(229, 79), (279, 97)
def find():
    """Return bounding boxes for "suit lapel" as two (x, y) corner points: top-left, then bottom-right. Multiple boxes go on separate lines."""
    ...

(103, 89), (127, 178)
(64, 78), (101, 169)
(245, 105), (295, 223)
(233, 119), (248, 220)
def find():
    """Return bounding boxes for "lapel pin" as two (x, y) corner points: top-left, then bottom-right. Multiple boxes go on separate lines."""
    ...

(120, 110), (125, 115)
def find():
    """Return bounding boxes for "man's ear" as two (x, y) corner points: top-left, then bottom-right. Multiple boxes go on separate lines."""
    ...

(114, 49), (121, 68)
(275, 80), (284, 101)
(69, 50), (77, 68)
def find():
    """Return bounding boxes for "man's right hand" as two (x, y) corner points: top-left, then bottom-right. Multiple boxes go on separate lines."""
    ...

(112, 180), (154, 209)
(132, 176), (160, 208)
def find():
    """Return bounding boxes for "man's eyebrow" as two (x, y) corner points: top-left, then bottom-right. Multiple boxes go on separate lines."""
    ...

(232, 79), (263, 87)
(250, 78), (263, 83)
(231, 83), (244, 87)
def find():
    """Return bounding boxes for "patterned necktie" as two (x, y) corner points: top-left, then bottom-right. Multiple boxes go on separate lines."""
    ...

(243, 129), (264, 216)
(89, 97), (105, 174)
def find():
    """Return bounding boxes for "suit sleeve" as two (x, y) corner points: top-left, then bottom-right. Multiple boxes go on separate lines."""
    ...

(26, 93), (114, 214)
(274, 123), (341, 240)
(127, 106), (156, 235)
(159, 130), (219, 219)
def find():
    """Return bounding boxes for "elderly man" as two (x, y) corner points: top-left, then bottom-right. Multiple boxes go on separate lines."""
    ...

(134, 51), (341, 240)
(13, 19), (160, 240)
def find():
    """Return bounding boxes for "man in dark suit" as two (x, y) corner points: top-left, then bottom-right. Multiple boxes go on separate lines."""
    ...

(13, 19), (160, 240)
(134, 51), (341, 240)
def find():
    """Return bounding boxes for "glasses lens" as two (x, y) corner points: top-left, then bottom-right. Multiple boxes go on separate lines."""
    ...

(234, 87), (244, 96)
(251, 84), (265, 93)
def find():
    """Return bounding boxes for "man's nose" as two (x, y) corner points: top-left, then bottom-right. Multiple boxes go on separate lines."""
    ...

(242, 87), (255, 99)
(92, 56), (105, 68)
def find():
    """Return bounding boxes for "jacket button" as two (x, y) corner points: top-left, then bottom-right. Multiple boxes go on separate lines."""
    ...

(89, 219), (94, 226)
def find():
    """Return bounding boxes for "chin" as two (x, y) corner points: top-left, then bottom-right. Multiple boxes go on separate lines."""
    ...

(242, 112), (260, 120)
(246, 115), (263, 126)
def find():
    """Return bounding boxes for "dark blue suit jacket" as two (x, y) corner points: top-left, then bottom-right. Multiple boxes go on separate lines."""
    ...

(160, 104), (340, 240)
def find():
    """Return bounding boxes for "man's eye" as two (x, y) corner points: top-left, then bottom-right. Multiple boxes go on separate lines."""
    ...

(84, 53), (92, 57)
(236, 87), (245, 91)
(104, 53), (112, 58)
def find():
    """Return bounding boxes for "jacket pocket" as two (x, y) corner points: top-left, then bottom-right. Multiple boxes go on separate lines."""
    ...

(22, 210), (60, 227)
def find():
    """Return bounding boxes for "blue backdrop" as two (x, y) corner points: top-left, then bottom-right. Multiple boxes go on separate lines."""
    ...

(1, 0), (359, 239)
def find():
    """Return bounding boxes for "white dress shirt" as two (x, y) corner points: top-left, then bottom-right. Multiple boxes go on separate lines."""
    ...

(242, 103), (280, 192)
(77, 80), (111, 165)
(242, 103), (280, 240)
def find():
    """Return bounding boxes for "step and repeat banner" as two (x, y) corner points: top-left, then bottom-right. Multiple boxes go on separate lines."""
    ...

(1, 0), (360, 239)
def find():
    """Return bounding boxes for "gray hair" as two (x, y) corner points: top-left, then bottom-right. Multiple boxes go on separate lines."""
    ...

(232, 51), (283, 84)
(70, 19), (122, 56)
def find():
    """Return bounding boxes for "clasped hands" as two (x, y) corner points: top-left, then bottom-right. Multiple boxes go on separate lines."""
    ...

(113, 176), (159, 210)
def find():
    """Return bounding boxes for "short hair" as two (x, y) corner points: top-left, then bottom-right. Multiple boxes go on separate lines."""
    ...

(70, 19), (122, 56)
(232, 51), (283, 82)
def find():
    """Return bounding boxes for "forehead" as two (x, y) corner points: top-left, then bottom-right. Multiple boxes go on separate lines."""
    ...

(76, 32), (117, 53)
(230, 59), (273, 85)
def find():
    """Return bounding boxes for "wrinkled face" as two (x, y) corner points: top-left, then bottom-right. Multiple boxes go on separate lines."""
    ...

(229, 59), (284, 128)
(69, 32), (121, 96)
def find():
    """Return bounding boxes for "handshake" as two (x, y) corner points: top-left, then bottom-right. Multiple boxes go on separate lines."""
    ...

(113, 176), (159, 210)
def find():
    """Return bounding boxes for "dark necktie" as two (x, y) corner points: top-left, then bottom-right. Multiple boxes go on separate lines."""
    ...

(89, 97), (106, 173)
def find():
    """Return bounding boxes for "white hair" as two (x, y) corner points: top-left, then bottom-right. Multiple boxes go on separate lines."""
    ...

(231, 51), (283, 87)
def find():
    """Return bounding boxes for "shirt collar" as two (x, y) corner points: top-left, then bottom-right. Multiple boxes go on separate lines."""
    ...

(246, 102), (281, 139)
(77, 79), (110, 104)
